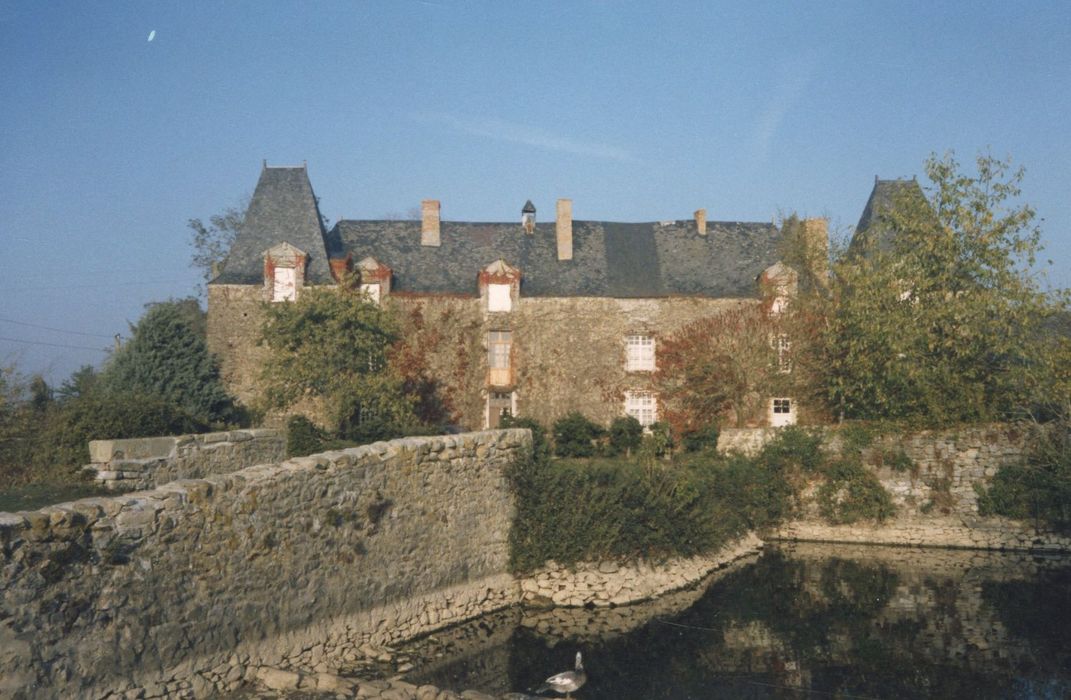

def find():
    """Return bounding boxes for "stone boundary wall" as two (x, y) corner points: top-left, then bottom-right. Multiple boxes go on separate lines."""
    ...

(719, 424), (1071, 552)
(518, 532), (764, 608)
(0, 430), (528, 700)
(83, 429), (285, 491)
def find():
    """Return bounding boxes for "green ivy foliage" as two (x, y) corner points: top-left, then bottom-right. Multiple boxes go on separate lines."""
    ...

(977, 419), (1071, 531)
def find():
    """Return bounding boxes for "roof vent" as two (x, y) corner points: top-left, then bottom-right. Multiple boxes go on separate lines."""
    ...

(522, 200), (536, 234)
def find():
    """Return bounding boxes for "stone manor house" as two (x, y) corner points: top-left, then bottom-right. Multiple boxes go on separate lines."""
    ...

(207, 164), (902, 432)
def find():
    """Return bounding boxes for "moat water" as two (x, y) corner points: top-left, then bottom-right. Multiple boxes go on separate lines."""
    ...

(384, 543), (1071, 699)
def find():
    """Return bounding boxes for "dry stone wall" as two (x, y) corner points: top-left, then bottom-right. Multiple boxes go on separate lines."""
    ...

(84, 429), (285, 491)
(0, 430), (529, 699)
(720, 425), (1071, 552)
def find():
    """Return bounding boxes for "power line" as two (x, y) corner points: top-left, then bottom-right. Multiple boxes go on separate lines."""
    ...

(0, 316), (115, 339)
(0, 336), (109, 352)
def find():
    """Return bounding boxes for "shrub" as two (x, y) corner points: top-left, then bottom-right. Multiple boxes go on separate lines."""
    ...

(816, 457), (896, 524)
(608, 415), (643, 456)
(681, 423), (719, 452)
(500, 414), (550, 462)
(977, 420), (1071, 531)
(286, 415), (327, 458)
(552, 411), (605, 458)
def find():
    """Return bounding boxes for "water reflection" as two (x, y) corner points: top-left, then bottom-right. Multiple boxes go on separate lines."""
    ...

(397, 544), (1071, 699)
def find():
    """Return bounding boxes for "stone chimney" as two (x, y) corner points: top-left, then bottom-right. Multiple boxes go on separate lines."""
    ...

(802, 218), (829, 288)
(421, 199), (441, 247)
(695, 208), (707, 236)
(556, 198), (572, 261)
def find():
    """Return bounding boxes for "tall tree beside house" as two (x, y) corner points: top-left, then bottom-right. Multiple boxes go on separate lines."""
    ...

(102, 298), (239, 425)
(656, 305), (788, 433)
(809, 152), (1070, 423)
(259, 280), (418, 438)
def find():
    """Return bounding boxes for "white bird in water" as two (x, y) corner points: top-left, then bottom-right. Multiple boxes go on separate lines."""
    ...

(535, 651), (586, 698)
(147, 30), (155, 42)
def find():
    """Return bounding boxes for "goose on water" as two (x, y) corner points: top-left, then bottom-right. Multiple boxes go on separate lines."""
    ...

(535, 651), (586, 698)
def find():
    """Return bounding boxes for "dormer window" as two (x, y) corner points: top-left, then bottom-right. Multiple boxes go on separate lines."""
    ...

(263, 241), (307, 303)
(480, 259), (521, 313)
(273, 267), (297, 302)
(360, 283), (381, 304)
(356, 256), (392, 305)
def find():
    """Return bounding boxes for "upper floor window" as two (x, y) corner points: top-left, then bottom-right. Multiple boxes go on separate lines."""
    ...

(488, 283), (512, 312)
(488, 330), (512, 386)
(626, 335), (656, 372)
(360, 283), (381, 305)
(773, 334), (792, 373)
(624, 390), (658, 428)
(272, 267), (297, 302)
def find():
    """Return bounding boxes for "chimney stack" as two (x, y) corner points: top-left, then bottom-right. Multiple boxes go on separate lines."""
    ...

(695, 208), (707, 236)
(421, 199), (441, 247)
(802, 218), (829, 288)
(556, 198), (573, 261)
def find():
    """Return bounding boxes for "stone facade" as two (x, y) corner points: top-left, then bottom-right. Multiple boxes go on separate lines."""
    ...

(83, 429), (284, 491)
(0, 430), (529, 699)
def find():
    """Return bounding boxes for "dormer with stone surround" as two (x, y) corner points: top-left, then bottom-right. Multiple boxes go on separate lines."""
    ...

(356, 256), (392, 304)
(263, 242), (307, 302)
(479, 259), (521, 314)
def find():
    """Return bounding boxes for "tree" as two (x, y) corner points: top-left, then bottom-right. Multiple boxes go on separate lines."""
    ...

(656, 305), (786, 432)
(103, 299), (238, 425)
(811, 152), (1069, 423)
(55, 365), (99, 402)
(188, 203), (245, 294)
(259, 280), (417, 437)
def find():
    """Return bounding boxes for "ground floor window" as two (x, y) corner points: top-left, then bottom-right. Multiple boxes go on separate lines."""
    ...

(486, 391), (516, 429)
(624, 390), (658, 428)
(769, 397), (796, 427)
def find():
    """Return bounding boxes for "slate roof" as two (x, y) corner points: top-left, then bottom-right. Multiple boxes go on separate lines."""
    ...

(849, 178), (930, 256)
(332, 219), (782, 298)
(214, 165), (333, 284)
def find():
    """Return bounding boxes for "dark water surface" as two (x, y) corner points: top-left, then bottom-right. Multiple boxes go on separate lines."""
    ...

(394, 543), (1071, 699)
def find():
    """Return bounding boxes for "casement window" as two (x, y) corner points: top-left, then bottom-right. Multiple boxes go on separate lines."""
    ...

(625, 335), (656, 372)
(488, 283), (512, 312)
(272, 267), (297, 302)
(773, 334), (792, 373)
(488, 330), (512, 386)
(360, 283), (381, 305)
(624, 390), (658, 428)
(486, 391), (516, 429)
(770, 397), (796, 427)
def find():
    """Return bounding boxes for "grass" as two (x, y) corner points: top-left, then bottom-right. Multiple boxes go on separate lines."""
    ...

(0, 481), (112, 513)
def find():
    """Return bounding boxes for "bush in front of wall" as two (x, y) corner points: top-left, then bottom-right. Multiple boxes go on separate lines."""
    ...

(816, 457), (896, 524)
(608, 415), (643, 456)
(552, 411), (605, 458)
(500, 414), (550, 461)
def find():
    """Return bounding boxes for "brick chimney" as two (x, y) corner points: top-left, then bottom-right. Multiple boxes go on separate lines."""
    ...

(556, 198), (572, 261)
(421, 199), (441, 247)
(802, 218), (829, 288)
(695, 208), (707, 236)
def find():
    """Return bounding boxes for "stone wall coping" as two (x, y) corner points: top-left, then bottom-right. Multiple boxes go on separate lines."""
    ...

(88, 428), (284, 463)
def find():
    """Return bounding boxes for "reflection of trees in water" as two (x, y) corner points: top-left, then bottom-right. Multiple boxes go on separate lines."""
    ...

(401, 546), (1071, 699)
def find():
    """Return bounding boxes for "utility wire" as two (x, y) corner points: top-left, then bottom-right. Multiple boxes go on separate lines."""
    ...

(0, 316), (115, 339)
(0, 336), (109, 352)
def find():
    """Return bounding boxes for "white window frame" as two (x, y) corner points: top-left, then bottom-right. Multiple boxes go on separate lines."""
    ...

(488, 283), (512, 312)
(625, 335), (656, 372)
(272, 266), (297, 302)
(624, 390), (658, 428)
(770, 397), (796, 427)
(360, 282), (381, 305)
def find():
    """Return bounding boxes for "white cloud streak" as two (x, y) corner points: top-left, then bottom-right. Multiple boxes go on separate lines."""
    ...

(414, 112), (638, 163)
(753, 53), (818, 164)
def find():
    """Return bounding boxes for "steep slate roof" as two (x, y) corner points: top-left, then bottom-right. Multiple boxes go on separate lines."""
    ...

(849, 178), (930, 255)
(214, 165), (333, 284)
(331, 219), (781, 298)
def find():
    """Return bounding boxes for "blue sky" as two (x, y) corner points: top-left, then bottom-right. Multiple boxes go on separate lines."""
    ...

(2, 1), (1070, 383)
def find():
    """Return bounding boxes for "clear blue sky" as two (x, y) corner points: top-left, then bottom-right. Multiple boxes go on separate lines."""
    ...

(2, 1), (1069, 383)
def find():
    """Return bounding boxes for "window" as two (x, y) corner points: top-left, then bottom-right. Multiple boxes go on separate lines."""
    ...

(488, 283), (512, 312)
(488, 330), (512, 386)
(773, 334), (792, 373)
(770, 398), (796, 427)
(360, 283), (381, 304)
(626, 335), (655, 371)
(624, 391), (657, 428)
(487, 391), (515, 429)
(272, 267), (297, 302)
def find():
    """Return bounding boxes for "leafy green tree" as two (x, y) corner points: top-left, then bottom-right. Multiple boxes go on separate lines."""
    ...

(55, 365), (99, 402)
(809, 152), (1069, 423)
(552, 411), (605, 458)
(608, 415), (643, 456)
(259, 281), (417, 437)
(103, 299), (238, 425)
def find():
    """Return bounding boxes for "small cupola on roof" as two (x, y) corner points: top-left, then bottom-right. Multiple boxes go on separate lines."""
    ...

(521, 200), (536, 234)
